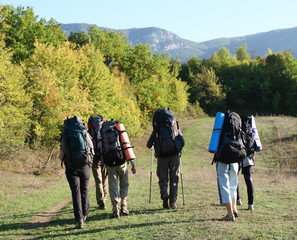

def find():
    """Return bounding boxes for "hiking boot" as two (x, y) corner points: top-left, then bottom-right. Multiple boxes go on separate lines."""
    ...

(98, 201), (106, 210)
(222, 213), (235, 222)
(112, 205), (120, 218)
(75, 219), (84, 229)
(162, 196), (169, 209)
(248, 204), (254, 210)
(121, 204), (129, 216)
(112, 209), (120, 218)
(237, 199), (242, 206)
(170, 204), (177, 209)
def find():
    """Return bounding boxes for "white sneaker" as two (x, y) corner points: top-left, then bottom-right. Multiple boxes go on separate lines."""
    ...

(237, 199), (242, 206)
(248, 204), (254, 210)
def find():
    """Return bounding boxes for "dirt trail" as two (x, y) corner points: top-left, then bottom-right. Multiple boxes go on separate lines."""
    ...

(25, 197), (72, 229)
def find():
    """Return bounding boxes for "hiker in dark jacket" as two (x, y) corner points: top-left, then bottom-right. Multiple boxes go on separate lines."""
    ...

(59, 116), (94, 229)
(146, 108), (185, 209)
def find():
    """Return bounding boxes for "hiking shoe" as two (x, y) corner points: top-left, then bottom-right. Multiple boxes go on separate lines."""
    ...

(121, 204), (129, 216)
(170, 204), (177, 209)
(222, 214), (235, 222)
(112, 210), (120, 218)
(234, 212), (239, 218)
(162, 196), (169, 209)
(98, 202), (106, 210)
(248, 204), (254, 210)
(75, 219), (84, 229)
(237, 199), (242, 206)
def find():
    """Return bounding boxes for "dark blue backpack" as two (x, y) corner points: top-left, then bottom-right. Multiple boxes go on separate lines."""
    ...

(153, 108), (184, 157)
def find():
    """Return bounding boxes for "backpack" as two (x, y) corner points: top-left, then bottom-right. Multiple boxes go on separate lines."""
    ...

(61, 116), (91, 169)
(240, 115), (255, 156)
(216, 110), (247, 164)
(153, 108), (185, 157)
(100, 120), (125, 167)
(88, 115), (105, 165)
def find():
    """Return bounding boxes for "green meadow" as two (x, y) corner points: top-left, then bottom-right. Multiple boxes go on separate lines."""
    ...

(0, 117), (296, 240)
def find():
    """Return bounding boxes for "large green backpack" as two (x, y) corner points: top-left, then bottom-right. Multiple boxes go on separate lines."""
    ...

(61, 116), (91, 169)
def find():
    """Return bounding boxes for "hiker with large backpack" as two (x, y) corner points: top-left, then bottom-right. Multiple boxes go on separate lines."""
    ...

(236, 115), (258, 211)
(88, 115), (108, 210)
(100, 120), (136, 218)
(146, 108), (185, 209)
(213, 110), (247, 222)
(59, 116), (94, 229)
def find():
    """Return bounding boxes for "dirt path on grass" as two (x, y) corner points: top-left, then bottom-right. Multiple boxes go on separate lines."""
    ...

(26, 197), (72, 229)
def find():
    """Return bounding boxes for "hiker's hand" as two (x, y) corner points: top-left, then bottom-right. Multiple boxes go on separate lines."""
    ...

(131, 165), (136, 174)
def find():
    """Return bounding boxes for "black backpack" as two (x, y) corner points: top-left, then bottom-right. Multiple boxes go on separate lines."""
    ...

(216, 110), (247, 164)
(153, 108), (184, 157)
(100, 120), (125, 167)
(240, 115), (255, 156)
(61, 116), (91, 169)
(88, 116), (104, 154)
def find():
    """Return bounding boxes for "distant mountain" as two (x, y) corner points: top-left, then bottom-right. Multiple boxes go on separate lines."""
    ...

(61, 23), (297, 62)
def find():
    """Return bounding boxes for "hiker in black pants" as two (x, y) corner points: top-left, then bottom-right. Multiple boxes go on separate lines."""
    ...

(147, 108), (185, 209)
(59, 116), (94, 229)
(237, 155), (255, 210)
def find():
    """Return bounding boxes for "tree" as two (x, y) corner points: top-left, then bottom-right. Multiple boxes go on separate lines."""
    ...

(68, 31), (90, 47)
(0, 5), (66, 62)
(235, 44), (250, 62)
(0, 46), (31, 155)
(89, 26), (131, 66)
(190, 67), (225, 114)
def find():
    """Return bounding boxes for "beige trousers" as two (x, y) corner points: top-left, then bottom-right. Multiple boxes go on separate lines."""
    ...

(92, 164), (108, 205)
(107, 162), (129, 207)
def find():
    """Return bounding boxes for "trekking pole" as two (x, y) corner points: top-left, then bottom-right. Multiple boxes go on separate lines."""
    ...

(149, 147), (154, 204)
(180, 153), (185, 206)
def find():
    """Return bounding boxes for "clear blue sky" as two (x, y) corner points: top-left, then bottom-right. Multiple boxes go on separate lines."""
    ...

(1, 0), (297, 42)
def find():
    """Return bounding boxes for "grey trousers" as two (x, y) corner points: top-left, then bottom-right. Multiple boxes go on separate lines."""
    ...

(157, 153), (180, 204)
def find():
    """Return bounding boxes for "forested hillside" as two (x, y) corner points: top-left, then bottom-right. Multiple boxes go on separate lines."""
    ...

(1, 5), (297, 163)
(61, 23), (297, 61)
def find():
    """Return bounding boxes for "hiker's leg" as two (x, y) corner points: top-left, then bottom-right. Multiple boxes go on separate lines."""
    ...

(66, 170), (83, 222)
(217, 162), (232, 205)
(243, 166), (254, 205)
(119, 162), (129, 200)
(80, 166), (90, 219)
(157, 156), (169, 200)
(216, 162), (223, 204)
(92, 166), (102, 206)
(107, 166), (120, 207)
(229, 163), (239, 214)
(101, 164), (109, 202)
(169, 154), (180, 205)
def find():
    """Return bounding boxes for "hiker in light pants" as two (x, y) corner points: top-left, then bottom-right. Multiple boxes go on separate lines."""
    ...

(217, 161), (239, 221)
(107, 161), (136, 218)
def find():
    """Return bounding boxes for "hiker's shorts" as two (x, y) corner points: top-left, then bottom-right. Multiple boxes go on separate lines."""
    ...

(217, 162), (239, 204)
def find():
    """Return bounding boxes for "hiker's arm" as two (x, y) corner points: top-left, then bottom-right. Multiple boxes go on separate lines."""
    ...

(86, 132), (95, 156)
(146, 130), (156, 149)
(130, 160), (136, 174)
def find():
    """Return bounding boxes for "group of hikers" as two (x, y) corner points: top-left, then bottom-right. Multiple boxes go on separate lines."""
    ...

(59, 108), (259, 229)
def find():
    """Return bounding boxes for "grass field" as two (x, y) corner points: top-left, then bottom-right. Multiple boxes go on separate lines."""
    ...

(0, 117), (296, 240)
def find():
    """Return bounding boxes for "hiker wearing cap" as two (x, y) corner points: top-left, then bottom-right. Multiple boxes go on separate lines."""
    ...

(59, 116), (94, 229)
(147, 108), (185, 209)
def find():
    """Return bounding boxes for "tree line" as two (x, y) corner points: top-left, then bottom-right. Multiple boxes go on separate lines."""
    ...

(1, 5), (297, 158)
